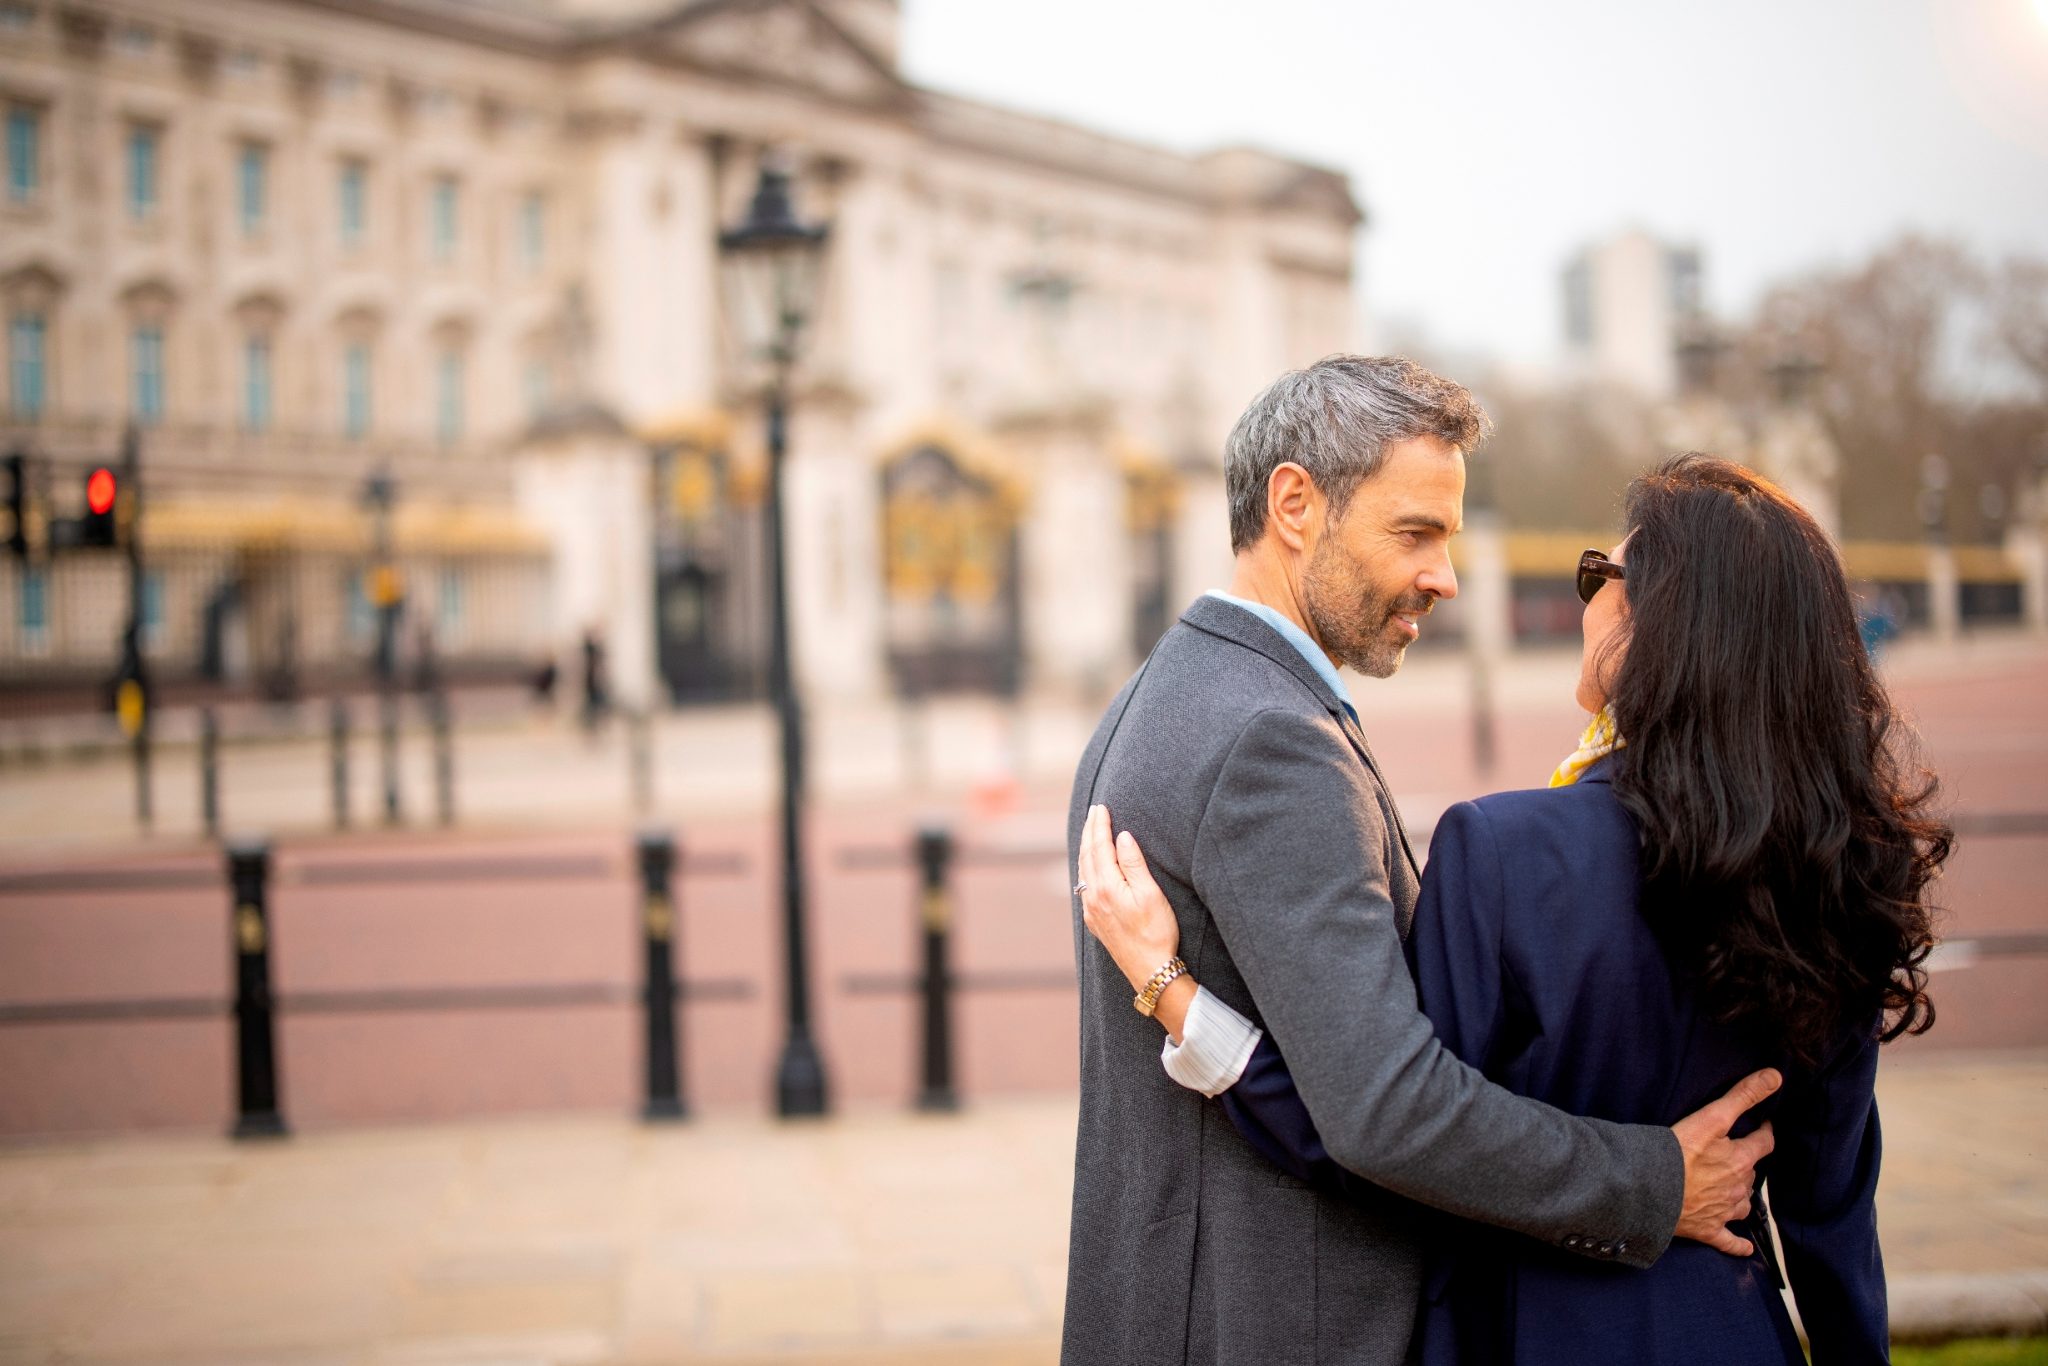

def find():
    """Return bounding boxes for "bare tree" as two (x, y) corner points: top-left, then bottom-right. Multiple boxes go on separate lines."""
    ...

(1736, 237), (1985, 540)
(1720, 237), (2048, 543)
(1988, 256), (2048, 398)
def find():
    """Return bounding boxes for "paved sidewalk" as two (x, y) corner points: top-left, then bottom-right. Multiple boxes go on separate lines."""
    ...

(1, 1051), (2043, 1364)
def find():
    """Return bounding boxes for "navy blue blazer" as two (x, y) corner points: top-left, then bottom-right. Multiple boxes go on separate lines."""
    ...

(1222, 762), (1889, 1365)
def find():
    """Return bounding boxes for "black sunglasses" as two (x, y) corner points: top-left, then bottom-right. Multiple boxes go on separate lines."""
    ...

(1577, 549), (1626, 605)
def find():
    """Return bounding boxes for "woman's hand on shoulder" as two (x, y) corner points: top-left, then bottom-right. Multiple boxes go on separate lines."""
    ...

(1077, 804), (1182, 994)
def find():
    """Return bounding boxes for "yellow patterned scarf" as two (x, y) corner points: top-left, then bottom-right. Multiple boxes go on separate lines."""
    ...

(1549, 709), (1624, 788)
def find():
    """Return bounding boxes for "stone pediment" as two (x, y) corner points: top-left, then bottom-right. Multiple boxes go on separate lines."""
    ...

(1263, 168), (1365, 227)
(623, 0), (908, 111)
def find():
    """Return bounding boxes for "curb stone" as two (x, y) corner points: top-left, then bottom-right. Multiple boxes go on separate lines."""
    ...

(1854, 1269), (2048, 1344)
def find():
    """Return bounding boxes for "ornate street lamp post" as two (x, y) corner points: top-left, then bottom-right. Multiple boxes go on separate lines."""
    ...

(719, 155), (832, 1117)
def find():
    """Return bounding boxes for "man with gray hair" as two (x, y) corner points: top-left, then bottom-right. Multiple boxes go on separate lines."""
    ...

(1060, 355), (1777, 1363)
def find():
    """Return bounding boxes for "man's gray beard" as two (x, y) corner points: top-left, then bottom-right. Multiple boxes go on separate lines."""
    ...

(1303, 545), (1410, 679)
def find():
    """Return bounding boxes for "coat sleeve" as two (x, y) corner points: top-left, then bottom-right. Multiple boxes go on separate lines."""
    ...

(1770, 1029), (1889, 1365)
(1219, 800), (1509, 1203)
(1192, 712), (1682, 1268)
(1219, 1033), (1380, 1203)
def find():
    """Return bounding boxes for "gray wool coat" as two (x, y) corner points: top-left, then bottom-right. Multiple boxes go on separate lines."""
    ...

(1060, 594), (1684, 1366)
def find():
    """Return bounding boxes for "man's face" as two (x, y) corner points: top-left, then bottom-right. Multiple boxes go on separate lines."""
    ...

(1301, 435), (1464, 678)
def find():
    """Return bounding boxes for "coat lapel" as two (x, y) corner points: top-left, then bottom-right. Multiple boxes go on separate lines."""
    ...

(1180, 596), (1420, 881)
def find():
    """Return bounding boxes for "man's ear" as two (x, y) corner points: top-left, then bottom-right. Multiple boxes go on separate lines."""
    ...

(1266, 462), (1321, 553)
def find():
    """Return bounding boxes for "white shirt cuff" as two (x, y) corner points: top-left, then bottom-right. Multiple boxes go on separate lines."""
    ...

(1160, 985), (1263, 1098)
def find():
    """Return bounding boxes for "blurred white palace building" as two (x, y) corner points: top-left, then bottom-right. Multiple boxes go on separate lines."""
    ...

(0, 0), (1361, 709)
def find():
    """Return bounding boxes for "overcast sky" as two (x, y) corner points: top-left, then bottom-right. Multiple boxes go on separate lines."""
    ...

(899, 0), (2048, 369)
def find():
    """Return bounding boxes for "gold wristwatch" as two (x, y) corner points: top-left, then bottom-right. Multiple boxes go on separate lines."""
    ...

(1134, 956), (1188, 1017)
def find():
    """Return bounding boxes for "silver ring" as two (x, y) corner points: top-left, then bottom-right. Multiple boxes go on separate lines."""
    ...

(1072, 881), (1089, 895)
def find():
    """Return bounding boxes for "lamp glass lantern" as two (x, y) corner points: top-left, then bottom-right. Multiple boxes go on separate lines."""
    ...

(718, 160), (830, 378)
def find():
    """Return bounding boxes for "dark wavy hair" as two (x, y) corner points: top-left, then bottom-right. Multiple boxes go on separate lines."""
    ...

(1601, 454), (1949, 1069)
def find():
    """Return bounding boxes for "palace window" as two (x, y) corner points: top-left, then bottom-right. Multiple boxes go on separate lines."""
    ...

(342, 342), (371, 439)
(242, 334), (272, 433)
(8, 312), (44, 419)
(238, 142), (268, 236)
(436, 348), (464, 446)
(338, 159), (366, 248)
(429, 174), (458, 263)
(520, 191), (545, 273)
(5, 105), (37, 202)
(131, 324), (164, 426)
(127, 124), (159, 221)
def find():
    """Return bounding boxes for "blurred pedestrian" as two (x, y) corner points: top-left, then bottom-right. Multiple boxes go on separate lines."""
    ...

(1858, 585), (1901, 662)
(580, 628), (608, 733)
(411, 621), (440, 697)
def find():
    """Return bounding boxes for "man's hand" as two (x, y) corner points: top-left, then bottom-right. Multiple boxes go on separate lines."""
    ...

(1671, 1068), (1782, 1255)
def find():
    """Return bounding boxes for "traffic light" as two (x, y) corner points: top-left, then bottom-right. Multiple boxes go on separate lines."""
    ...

(4, 452), (24, 560)
(81, 466), (118, 547)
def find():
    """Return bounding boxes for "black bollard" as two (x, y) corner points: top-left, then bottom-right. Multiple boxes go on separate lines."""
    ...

(227, 838), (288, 1139)
(915, 824), (958, 1112)
(199, 708), (220, 838)
(328, 698), (350, 831)
(638, 829), (686, 1121)
(431, 691), (455, 827)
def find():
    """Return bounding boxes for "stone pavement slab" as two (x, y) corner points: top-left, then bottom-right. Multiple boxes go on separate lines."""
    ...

(1, 1050), (2044, 1363)
(0, 1096), (1076, 1365)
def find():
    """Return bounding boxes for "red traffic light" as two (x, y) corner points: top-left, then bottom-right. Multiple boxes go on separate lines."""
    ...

(86, 467), (117, 516)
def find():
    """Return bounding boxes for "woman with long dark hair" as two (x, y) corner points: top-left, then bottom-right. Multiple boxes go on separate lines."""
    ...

(1077, 454), (1949, 1363)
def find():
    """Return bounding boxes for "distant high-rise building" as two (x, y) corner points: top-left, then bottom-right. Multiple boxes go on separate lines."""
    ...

(1561, 230), (1703, 397)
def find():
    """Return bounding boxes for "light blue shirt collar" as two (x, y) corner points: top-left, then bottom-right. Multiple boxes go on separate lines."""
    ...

(1203, 590), (1356, 722)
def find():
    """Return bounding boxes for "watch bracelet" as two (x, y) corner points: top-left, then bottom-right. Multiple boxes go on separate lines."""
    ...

(1134, 955), (1188, 1016)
